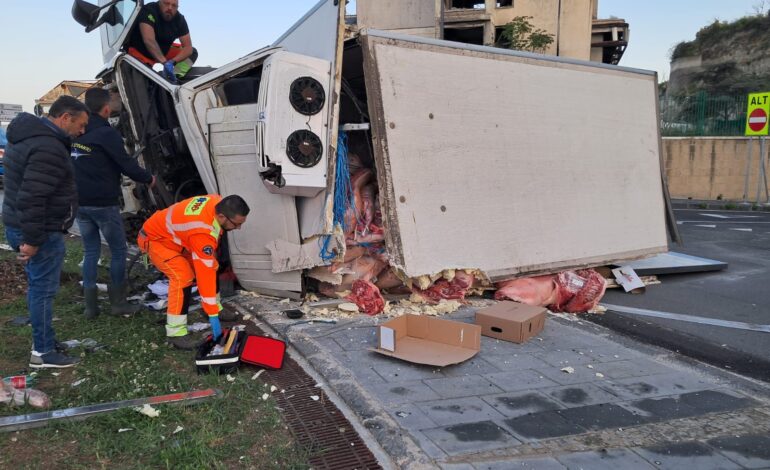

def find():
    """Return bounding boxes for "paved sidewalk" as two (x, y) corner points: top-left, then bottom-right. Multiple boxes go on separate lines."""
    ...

(233, 296), (770, 469)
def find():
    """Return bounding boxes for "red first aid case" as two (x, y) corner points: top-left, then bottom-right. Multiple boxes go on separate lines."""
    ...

(195, 330), (286, 374)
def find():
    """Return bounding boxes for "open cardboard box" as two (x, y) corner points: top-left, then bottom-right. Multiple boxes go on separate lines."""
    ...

(372, 314), (481, 367)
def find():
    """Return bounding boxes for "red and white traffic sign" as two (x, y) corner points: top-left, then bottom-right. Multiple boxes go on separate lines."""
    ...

(748, 108), (768, 132)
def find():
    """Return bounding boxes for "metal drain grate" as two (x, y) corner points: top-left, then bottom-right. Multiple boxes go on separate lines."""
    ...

(248, 324), (382, 469)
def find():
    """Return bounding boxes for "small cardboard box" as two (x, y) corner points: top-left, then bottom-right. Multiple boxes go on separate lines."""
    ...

(372, 314), (481, 367)
(475, 301), (546, 343)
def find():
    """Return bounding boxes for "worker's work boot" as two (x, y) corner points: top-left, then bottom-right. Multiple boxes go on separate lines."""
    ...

(83, 287), (100, 320)
(108, 283), (141, 316)
(167, 334), (203, 350)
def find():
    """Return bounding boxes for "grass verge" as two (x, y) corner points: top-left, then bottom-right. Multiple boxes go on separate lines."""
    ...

(0, 226), (307, 469)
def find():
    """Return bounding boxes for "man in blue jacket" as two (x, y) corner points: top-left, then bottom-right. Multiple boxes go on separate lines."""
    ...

(74, 88), (155, 319)
(3, 96), (88, 368)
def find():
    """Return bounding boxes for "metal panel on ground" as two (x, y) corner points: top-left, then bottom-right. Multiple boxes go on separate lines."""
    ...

(362, 31), (669, 280)
(616, 252), (728, 275)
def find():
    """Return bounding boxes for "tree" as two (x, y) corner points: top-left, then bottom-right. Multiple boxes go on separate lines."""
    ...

(496, 16), (555, 54)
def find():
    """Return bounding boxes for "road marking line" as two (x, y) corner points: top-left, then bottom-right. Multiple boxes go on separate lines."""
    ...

(729, 228), (753, 232)
(695, 225), (717, 228)
(601, 304), (770, 333)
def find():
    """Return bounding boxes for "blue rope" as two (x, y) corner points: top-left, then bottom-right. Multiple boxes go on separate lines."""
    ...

(319, 132), (354, 262)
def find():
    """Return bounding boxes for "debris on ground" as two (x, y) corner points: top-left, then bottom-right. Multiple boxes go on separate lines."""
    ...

(561, 367), (575, 374)
(1, 382), (51, 408)
(135, 404), (161, 418)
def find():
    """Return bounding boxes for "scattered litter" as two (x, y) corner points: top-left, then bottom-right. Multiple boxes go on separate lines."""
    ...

(262, 393), (269, 401)
(173, 426), (184, 434)
(226, 375), (236, 383)
(310, 395), (320, 401)
(144, 299), (168, 311)
(0, 243), (14, 251)
(148, 280), (170, 297)
(79, 281), (108, 292)
(188, 322), (211, 332)
(71, 378), (88, 387)
(304, 293), (320, 302)
(135, 404), (161, 418)
(118, 428), (133, 433)
(251, 370), (265, 380)
(396, 411), (410, 418)
(126, 294), (145, 302)
(243, 314), (253, 321)
(280, 298), (291, 304)
(587, 365), (594, 369)
(561, 367), (575, 374)
(338, 303), (359, 312)
(51, 372), (60, 377)
(270, 385), (277, 393)
(595, 373), (605, 378)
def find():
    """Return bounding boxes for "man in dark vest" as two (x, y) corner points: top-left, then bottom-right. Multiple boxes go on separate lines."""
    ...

(126, 0), (197, 83)
(73, 87), (155, 319)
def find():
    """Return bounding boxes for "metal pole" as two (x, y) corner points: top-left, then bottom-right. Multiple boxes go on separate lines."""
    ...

(760, 137), (770, 204)
(756, 136), (767, 204)
(743, 137), (753, 202)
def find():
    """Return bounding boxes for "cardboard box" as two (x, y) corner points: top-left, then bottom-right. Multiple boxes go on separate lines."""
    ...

(474, 301), (546, 343)
(372, 314), (481, 367)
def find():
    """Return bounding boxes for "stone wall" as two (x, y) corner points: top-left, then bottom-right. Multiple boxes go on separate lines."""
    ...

(663, 137), (770, 201)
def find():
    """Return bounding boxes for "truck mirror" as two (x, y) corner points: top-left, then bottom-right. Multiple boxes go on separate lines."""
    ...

(71, 0), (100, 29)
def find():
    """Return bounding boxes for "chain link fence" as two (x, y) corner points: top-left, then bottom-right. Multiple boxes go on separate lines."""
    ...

(660, 92), (747, 137)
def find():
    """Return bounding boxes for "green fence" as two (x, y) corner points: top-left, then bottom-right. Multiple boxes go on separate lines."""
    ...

(659, 93), (747, 137)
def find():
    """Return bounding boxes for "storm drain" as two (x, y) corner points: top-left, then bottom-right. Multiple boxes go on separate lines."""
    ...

(249, 324), (382, 469)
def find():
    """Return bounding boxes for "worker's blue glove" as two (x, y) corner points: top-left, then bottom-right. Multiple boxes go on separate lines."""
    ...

(209, 315), (222, 341)
(163, 61), (178, 84)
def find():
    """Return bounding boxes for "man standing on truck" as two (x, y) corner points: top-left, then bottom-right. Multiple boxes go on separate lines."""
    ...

(2, 96), (89, 369)
(126, 0), (197, 83)
(137, 194), (249, 349)
(74, 87), (156, 320)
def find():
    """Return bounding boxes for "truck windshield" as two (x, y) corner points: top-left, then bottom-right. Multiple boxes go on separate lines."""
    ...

(104, 0), (139, 46)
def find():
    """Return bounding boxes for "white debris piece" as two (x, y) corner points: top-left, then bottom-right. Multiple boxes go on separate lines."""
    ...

(338, 303), (359, 313)
(118, 428), (133, 433)
(280, 298), (291, 304)
(79, 281), (108, 292)
(595, 373), (605, 378)
(226, 375), (236, 382)
(135, 404), (161, 418)
(71, 378), (88, 387)
(262, 393), (269, 401)
(270, 385), (277, 393)
(560, 367), (575, 374)
(310, 395), (320, 401)
(173, 426), (184, 434)
(587, 365), (594, 369)
(188, 322), (211, 332)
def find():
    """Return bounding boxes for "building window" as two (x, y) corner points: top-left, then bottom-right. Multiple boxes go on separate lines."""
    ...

(497, 0), (513, 7)
(444, 26), (485, 45)
(449, 0), (486, 10)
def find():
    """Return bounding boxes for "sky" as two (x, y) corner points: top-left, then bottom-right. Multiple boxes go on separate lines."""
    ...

(0, 0), (765, 113)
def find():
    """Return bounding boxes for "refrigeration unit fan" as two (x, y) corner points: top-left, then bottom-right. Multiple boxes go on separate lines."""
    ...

(286, 130), (323, 168)
(289, 77), (326, 115)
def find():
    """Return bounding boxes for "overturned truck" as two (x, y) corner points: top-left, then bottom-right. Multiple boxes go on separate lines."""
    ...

(71, 0), (676, 302)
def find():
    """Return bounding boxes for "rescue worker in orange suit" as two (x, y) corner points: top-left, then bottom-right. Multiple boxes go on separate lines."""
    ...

(137, 195), (249, 349)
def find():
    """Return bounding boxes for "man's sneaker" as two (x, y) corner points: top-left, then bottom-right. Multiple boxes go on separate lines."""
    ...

(167, 335), (204, 351)
(29, 351), (80, 369)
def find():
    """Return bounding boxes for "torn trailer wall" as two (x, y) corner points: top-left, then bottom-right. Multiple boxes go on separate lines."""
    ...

(360, 31), (669, 282)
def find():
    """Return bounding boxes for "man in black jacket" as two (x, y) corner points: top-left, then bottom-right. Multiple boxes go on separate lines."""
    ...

(74, 88), (155, 319)
(2, 96), (88, 369)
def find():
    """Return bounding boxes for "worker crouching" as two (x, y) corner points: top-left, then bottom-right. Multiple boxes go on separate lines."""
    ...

(138, 194), (249, 349)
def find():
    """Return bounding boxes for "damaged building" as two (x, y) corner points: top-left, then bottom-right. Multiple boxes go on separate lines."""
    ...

(351, 0), (628, 64)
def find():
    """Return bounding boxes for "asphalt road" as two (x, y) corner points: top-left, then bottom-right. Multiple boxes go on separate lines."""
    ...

(593, 208), (770, 381)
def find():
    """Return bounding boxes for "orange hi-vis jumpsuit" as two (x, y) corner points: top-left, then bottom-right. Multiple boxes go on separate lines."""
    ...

(137, 195), (223, 338)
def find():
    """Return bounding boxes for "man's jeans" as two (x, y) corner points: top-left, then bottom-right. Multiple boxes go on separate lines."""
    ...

(77, 206), (128, 288)
(5, 227), (64, 354)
